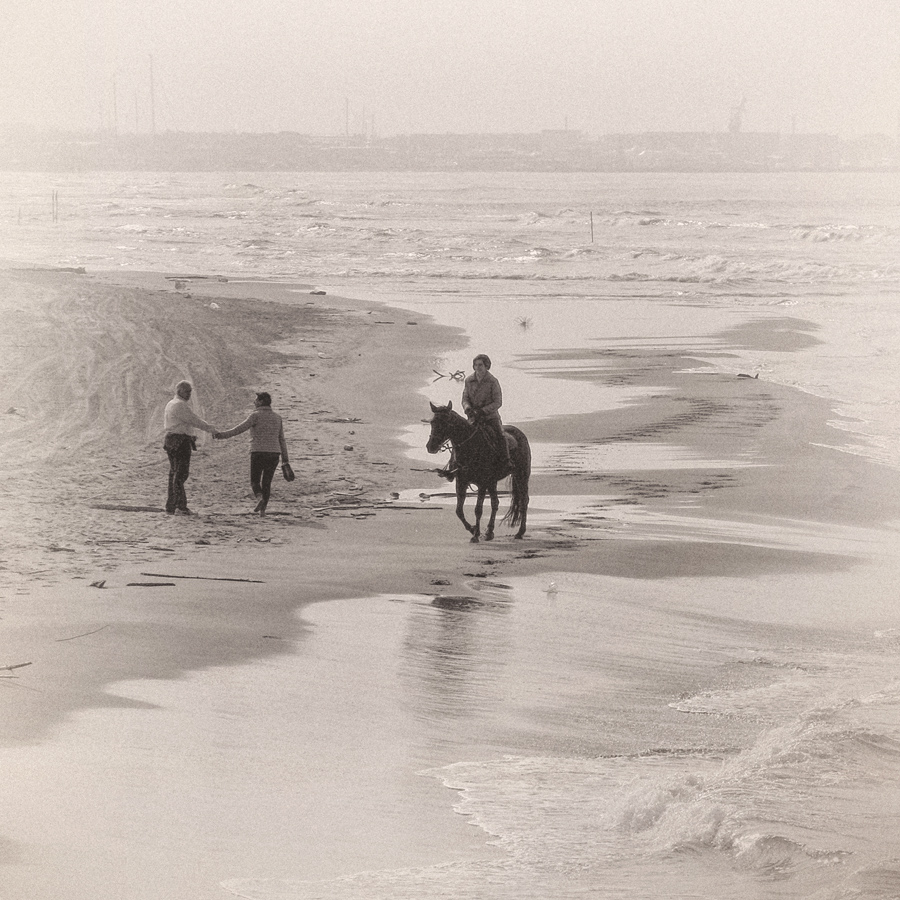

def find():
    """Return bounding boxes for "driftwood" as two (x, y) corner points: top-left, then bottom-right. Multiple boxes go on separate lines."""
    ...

(127, 582), (176, 587)
(90, 504), (165, 512)
(93, 539), (148, 545)
(56, 625), (110, 642)
(374, 504), (442, 511)
(1, 661), (32, 673)
(313, 501), (442, 512)
(140, 572), (265, 583)
(431, 369), (466, 382)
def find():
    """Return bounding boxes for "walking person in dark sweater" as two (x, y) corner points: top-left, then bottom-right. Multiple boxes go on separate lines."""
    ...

(214, 391), (290, 516)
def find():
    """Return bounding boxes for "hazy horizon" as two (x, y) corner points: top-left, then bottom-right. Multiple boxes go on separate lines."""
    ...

(3, 1), (898, 138)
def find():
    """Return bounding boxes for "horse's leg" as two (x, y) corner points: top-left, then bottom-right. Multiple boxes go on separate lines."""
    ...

(513, 473), (528, 539)
(515, 504), (527, 539)
(470, 486), (487, 543)
(484, 482), (499, 541)
(455, 479), (475, 536)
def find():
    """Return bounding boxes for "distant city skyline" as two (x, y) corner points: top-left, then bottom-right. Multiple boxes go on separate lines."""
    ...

(3, 1), (899, 138)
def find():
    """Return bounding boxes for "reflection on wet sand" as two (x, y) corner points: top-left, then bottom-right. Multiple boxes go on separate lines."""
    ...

(400, 585), (514, 732)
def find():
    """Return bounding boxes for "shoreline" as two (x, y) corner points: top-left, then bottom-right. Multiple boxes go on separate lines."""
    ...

(0, 267), (469, 739)
(4, 268), (900, 738)
(0, 267), (589, 746)
(4, 266), (900, 897)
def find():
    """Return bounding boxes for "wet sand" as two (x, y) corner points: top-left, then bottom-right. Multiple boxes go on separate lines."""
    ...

(2, 268), (900, 898)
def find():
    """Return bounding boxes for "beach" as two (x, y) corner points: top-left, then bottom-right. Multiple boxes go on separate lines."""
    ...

(3, 244), (900, 897)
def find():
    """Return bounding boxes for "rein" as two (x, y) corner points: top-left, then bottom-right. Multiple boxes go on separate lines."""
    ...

(438, 416), (480, 453)
(449, 428), (479, 450)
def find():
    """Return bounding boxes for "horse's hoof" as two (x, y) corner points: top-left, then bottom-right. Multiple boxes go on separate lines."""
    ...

(485, 533), (494, 542)
(514, 533), (525, 540)
(470, 535), (480, 544)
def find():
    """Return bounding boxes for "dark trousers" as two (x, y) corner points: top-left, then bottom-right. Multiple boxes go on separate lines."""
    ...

(250, 452), (281, 506)
(164, 433), (192, 512)
(482, 416), (512, 467)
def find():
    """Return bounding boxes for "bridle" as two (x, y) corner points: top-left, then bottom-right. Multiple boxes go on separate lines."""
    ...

(433, 411), (480, 453)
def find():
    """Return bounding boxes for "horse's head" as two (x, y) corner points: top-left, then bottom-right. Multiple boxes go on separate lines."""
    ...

(426, 401), (466, 453)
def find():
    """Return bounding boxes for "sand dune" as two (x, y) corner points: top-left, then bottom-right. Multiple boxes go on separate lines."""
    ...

(0, 269), (456, 585)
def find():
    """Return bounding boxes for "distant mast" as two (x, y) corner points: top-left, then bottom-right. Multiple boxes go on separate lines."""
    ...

(149, 56), (156, 135)
(112, 73), (118, 136)
(728, 98), (746, 134)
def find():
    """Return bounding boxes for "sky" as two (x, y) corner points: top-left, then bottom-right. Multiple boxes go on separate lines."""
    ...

(1, 0), (898, 137)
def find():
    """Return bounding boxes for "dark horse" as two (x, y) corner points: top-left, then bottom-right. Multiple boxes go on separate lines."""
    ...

(426, 401), (531, 542)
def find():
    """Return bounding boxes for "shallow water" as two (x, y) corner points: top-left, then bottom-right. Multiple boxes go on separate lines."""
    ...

(216, 557), (900, 900)
(2, 169), (899, 462)
(3, 170), (900, 898)
(7, 563), (900, 900)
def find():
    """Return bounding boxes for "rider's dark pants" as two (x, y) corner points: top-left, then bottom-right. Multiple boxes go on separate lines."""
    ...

(474, 414), (512, 468)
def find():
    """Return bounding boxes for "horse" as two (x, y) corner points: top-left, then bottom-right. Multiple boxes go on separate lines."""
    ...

(426, 401), (531, 542)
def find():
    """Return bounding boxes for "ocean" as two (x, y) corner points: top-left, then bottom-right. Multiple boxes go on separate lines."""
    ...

(4, 170), (900, 460)
(3, 170), (900, 899)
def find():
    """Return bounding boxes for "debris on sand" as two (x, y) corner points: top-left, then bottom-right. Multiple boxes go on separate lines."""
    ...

(431, 369), (466, 382)
(0, 661), (32, 675)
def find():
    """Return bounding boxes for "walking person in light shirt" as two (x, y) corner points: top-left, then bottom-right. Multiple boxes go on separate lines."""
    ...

(163, 380), (218, 515)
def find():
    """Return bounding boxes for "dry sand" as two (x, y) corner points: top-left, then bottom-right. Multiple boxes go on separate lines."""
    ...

(2, 268), (900, 896)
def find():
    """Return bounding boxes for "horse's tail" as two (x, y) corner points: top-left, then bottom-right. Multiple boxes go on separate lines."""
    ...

(502, 426), (531, 531)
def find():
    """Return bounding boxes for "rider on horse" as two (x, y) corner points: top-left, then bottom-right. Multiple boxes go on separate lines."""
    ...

(462, 354), (512, 473)
(438, 354), (512, 479)
(427, 374), (531, 541)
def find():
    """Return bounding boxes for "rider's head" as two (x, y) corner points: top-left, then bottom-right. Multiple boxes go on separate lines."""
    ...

(473, 353), (492, 372)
